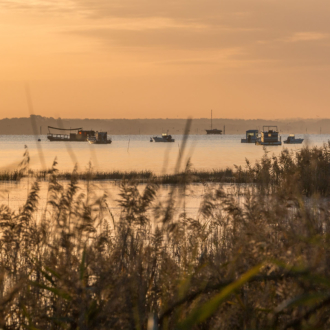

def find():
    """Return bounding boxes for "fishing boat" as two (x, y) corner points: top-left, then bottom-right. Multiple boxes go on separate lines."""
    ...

(241, 130), (259, 143)
(255, 126), (282, 146)
(87, 132), (112, 144)
(47, 126), (95, 142)
(283, 134), (304, 144)
(205, 110), (222, 135)
(153, 133), (175, 142)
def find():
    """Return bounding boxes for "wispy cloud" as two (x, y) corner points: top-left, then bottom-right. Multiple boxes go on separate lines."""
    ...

(284, 32), (328, 43)
(2, 0), (330, 70)
(0, 0), (76, 15)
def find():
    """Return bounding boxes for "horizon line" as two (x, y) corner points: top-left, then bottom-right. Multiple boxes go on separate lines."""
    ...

(0, 115), (330, 121)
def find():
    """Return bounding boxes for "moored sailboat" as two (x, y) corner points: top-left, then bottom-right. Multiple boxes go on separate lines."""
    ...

(205, 110), (222, 135)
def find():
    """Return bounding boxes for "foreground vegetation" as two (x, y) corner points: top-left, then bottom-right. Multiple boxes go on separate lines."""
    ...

(0, 143), (330, 328)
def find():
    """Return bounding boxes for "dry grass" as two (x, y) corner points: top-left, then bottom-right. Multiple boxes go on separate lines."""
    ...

(0, 142), (330, 329)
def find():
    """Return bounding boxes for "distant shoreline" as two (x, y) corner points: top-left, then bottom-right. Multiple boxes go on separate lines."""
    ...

(0, 133), (325, 136)
(0, 115), (329, 135)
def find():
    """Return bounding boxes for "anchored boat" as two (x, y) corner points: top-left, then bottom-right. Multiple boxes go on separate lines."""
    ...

(255, 126), (282, 146)
(205, 110), (222, 135)
(206, 128), (222, 135)
(241, 130), (259, 143)
(283, 134), (304, 144)
(47, 126), (95, 142)
(153, 133), (175, 142)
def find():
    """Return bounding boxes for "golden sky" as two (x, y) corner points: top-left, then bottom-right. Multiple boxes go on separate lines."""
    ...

(1, 0), (330, 119)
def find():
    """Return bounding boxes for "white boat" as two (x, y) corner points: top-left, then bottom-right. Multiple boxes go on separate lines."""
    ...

(241, 130), (259, 143)
(283, 134), (304, 144)
(153, 133), (175, 142)
(255, 126), (282, 146)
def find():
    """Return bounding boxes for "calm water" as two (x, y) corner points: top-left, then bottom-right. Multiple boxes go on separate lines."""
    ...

(0, 180), (243, 220)
(0, 134), (328, 174)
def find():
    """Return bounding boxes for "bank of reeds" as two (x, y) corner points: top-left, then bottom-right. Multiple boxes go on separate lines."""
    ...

(0, 167), (235, 184)
(2, 143), (330, 197)
(1, 143), (330, 328)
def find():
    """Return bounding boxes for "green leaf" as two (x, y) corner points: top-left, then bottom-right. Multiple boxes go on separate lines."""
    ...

(30, 281), (72, 301)
(178, 264), (263, 329)
(44, 265), (61, 280)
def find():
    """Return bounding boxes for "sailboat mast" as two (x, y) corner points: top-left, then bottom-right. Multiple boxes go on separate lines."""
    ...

(211, 109), (212, 130)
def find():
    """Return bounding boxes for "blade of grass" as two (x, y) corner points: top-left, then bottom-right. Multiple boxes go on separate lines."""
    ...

(177, 264), (263, 329)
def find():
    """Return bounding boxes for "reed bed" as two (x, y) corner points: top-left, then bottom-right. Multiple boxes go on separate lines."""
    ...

(0, 168), (235, 184)
(1, 143), (330, 329)
(2, 142), (330, 195)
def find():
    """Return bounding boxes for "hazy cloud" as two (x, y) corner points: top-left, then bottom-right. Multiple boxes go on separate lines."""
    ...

(285, 32), (329, 42)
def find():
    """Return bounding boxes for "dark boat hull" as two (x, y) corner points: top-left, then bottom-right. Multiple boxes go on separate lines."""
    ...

(255, 141), (282, 146)
(89, 140), (112, 144)
(283, 140), (303, 144)
(47, 136), (87, 142)
(206, 129), (222, 135)
(241, 138), (258, 143)
(153, 137), (175, 142)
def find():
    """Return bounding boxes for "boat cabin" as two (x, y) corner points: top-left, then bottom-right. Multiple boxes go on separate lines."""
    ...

(260, 126), (280, 144)
(76, 130), (95, 141)
(162, 133), (174, 141)
(51, 134), (70, 141)
(241, 130), (258, 143)
(88, 131), (112, 144)
(47, 126), (95, 142)
(96, 131), (108, 142)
